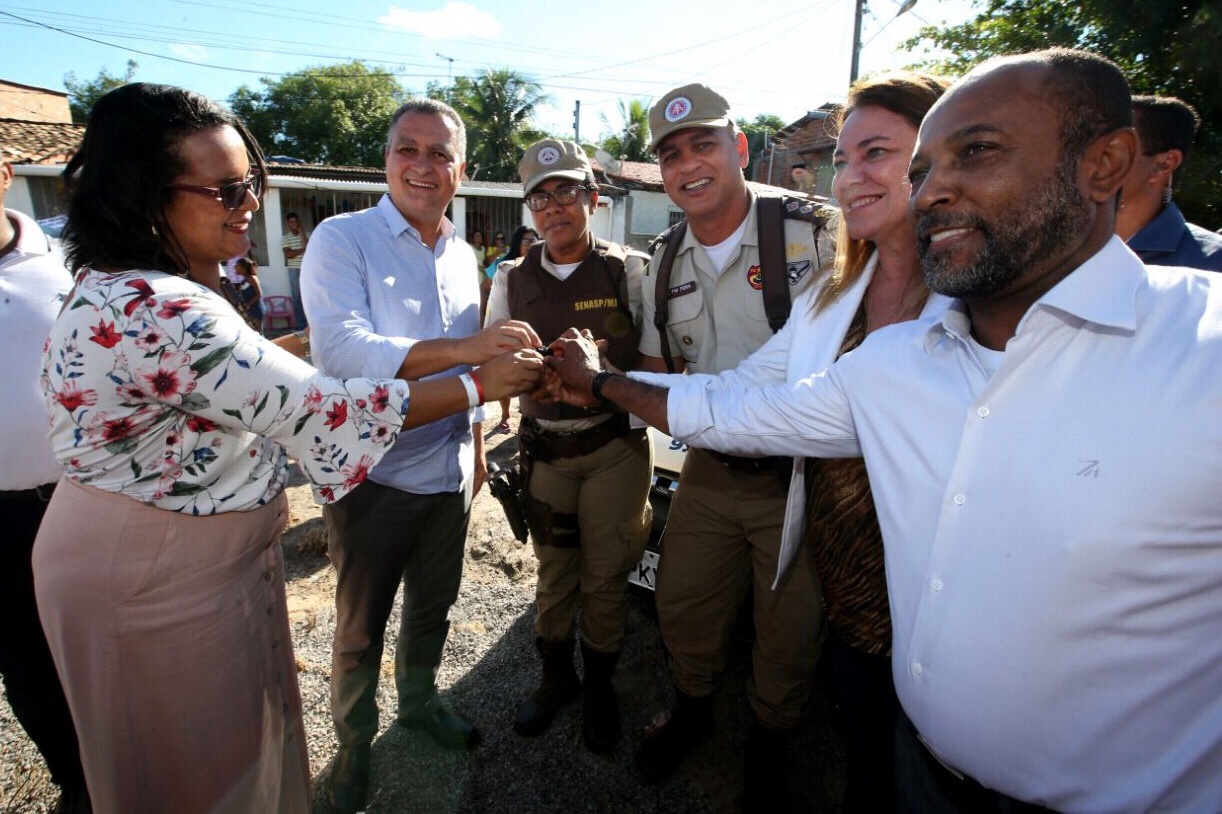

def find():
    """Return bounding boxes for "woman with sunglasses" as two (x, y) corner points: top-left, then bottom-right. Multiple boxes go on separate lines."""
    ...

(35, 83), (542, 813)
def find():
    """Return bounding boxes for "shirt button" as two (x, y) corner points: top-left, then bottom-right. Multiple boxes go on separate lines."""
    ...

(931, 578), (943, 592)
(912, 661), (924, 678)
(977, 406), (990, 418)
(953, 493), (966, 505)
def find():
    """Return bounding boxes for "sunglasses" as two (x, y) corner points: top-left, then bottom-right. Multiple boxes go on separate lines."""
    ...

(167, 169), (264, 210)
(524, 183), (589, 212)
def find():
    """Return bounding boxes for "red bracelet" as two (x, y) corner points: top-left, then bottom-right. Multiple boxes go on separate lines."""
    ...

(468, 370), (486, 405)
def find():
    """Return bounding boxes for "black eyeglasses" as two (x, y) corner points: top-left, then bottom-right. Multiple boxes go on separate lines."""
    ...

(167, 170), (264, 210)
(524, 184), (589, 212)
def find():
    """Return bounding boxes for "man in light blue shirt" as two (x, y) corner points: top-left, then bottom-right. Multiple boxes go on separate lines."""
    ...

(302, 98), (539, 814)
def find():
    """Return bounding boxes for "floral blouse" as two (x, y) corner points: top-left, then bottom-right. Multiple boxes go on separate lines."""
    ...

(41, 268), (411, 514)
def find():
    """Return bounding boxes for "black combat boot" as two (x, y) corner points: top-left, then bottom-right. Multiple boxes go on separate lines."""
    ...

(741, 717), (791, 813)
(514, 636), (580, 736)
(580, 641), (622, 753)
(634, 687), (714, 782)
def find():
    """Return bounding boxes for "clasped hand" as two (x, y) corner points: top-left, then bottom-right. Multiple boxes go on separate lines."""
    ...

(539, 328), (618, 408)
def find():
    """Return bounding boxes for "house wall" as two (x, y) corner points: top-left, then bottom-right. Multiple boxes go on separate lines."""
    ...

(0, 82), (71, 123)
(626, 190), (676, 249)
(6, 175), (36, 219)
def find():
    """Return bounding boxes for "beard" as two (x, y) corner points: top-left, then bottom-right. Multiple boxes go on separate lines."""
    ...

(917, 155), (1093, 299)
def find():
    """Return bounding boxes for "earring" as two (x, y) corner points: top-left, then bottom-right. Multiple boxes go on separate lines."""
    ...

(1162, 186), (1173, 205)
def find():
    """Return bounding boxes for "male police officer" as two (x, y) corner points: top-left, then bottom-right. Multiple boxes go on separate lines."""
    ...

(635, 84), (830, 802)
(487, 140), (652, 752)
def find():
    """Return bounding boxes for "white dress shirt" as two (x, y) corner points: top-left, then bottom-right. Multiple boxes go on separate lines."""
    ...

(663, 237), (1222, 813)
(0, 209), (72, 490)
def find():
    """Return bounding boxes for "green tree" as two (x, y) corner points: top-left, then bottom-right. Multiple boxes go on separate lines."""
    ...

(904, 0), (1221, 224)
(600, 99), (651, 163)
(228, 61), (406, 167)
(63, 60), (137, 123)
(737, 113), (786, 182)
(431, 69), (548, 181)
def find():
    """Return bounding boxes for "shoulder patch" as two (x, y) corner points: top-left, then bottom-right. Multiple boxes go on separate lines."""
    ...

(785, 259), (812, 286)
(780, 194), (835, 227)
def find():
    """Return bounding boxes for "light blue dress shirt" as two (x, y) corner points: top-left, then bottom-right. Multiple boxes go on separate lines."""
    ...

(301, 195), (484, 494)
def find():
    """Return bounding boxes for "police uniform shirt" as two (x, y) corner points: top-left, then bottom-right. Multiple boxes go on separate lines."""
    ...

(640, 192), (822, 375)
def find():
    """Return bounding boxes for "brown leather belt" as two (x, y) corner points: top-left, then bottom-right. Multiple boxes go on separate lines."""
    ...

(0, 482), (57, 502)
(702, 448), (790, 475)
(519, 413), (638, 463)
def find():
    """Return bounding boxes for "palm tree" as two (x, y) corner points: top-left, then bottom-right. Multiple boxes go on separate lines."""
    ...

(600, 99), (651, 163)
(441, 69), (549, 181)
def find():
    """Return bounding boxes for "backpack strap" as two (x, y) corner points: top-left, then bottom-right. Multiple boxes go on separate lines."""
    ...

(651, 221), (687, 374)
(756, 195), (790, 333)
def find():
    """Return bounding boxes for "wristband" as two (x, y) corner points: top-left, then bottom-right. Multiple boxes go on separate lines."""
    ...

(591, 370), (618, 403)
(459, 372), (484, 408)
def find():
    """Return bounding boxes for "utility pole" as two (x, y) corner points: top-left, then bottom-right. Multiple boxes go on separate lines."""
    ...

(849, 0), (865, 84)
(436, 52), (454, 84)
(851, 0), (917, 85)
(573, 100), (581, 142)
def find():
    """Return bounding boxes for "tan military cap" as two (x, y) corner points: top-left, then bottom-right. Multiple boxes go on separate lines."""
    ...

(518, 139), (593, 194)
(648, 83), (733, 152)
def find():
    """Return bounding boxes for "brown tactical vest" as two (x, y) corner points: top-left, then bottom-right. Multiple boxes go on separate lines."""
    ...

(506, 239), (642, 421)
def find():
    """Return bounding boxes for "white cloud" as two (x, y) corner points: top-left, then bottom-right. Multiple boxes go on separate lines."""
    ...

(378, 2), (501, 40)
(168, 42), (209, 63)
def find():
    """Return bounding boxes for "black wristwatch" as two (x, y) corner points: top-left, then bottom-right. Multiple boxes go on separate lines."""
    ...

(590, 370), (618, 404)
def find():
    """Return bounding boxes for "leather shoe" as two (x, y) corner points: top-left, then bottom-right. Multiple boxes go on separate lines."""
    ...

(635, 689), (713, 783)
(397, 695), (482, 751)
(326, 744), (370, 814)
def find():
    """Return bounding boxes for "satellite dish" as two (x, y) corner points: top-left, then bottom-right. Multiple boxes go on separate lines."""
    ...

(594, 148), (621, 174)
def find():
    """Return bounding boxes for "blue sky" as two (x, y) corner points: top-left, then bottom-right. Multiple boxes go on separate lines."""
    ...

(0, 0), (976, 139)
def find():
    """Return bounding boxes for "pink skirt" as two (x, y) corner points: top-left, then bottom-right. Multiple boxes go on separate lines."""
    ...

(33, 477), (310, 814)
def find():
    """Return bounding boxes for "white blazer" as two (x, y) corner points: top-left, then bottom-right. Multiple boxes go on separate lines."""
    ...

(633, 252), (951, 588)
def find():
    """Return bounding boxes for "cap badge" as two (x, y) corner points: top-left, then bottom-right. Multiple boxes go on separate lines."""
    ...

(537, 146), (561, 165)
(664, 97), (692, 123)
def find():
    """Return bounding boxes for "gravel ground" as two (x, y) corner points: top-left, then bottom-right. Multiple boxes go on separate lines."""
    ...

(1, 420), (845, 813)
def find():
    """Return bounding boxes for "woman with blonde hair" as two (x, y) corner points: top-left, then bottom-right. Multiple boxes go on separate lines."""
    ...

(806, 69), (951, 810)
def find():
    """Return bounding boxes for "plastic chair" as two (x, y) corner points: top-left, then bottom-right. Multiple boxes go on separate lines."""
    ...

(262, 296), (296, 332)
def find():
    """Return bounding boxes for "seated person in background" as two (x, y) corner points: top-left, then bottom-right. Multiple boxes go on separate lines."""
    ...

(219, 256), (264, 331)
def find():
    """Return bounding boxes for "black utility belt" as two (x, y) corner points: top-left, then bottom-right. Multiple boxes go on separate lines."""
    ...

(520, 413), (635, 462)
(702, 448), (791, 475)
(0, 482), (57, 502)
